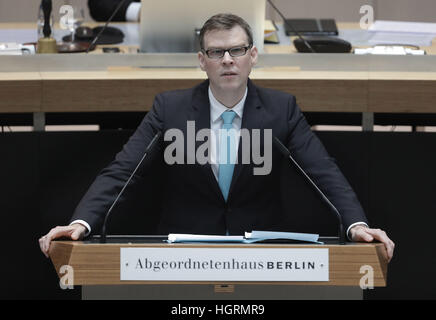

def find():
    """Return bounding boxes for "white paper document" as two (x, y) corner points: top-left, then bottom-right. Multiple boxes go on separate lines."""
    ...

(244, 230), (321, 243)
(369, 20), (436, 34)
(167, 234), (245, 243)
(354, 46), (426, 55)
(167, 230), (322, 244)
(368, 32), (435, 46)
(367, 20), (436, 47)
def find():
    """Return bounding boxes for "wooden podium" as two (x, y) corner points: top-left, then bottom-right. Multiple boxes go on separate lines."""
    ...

(49, 241), (388, 288)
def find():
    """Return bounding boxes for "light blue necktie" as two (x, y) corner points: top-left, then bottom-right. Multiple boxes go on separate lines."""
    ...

(218, 110), (237, 201)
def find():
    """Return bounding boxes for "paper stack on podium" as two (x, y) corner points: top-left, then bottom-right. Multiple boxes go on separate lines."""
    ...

(167, 230), (323, 244)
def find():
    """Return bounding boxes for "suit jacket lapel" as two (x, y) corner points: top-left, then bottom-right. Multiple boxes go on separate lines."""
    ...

(227, 79), (264, 202)
(190, 80), (224, 200)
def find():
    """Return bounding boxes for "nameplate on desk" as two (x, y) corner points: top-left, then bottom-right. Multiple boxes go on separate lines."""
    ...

(120, 248), (329, 281)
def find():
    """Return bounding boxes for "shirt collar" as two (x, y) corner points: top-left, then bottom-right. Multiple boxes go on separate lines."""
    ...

(209, 86), (247, 123)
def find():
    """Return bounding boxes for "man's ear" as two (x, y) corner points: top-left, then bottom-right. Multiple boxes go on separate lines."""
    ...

(250, 45), (258, 66)
(198, 51), (206, 71)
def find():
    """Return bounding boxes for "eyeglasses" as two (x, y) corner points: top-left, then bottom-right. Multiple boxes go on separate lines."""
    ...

(202, 45), (253, 59)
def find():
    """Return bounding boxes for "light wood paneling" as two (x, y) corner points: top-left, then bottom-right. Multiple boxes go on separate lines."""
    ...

(3, 68), (436, 114)
(50, 241), (388, 286)
(0, 73), (41, 112)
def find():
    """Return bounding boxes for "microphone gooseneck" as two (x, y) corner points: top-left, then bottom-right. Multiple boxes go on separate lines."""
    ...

(86, 0), (129, 53)
(266, 0), (316, 53)
(100, 131), (162, 243)
(273, 136), (346, 244)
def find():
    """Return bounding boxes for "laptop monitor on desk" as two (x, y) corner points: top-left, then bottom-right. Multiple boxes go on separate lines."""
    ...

(139, 0), (266, 53)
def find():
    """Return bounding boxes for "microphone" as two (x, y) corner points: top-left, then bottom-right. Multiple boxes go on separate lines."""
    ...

(100, 131), (162, 243)
(41, 0), (52, 38)
(37, 0), (57, 54)
(273, 136), (346, 244)
(86, 0), (129, 53)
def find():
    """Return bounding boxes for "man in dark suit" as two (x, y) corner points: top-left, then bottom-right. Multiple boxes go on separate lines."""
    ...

(88, 0), (140, 22)
(40, 13), (394, 261)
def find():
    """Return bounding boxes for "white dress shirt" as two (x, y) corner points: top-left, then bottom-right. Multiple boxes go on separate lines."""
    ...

(208, 86), (247, 181)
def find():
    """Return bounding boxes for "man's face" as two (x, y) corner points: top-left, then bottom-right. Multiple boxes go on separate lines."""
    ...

(198, 26), (258, 93)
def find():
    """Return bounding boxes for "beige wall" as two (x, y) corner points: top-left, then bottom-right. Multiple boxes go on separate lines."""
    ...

(1, 0), (436, 23)
(266, 0), (377, 22)
(267, 0), (436, 23)
(376, 0), (436, 22)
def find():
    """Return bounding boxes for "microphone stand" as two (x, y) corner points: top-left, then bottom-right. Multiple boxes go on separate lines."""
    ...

(37, 0), (58, 53)
(266, 0), (316, 53)
(86, 0), (130, 53)
(273, 137), (346, 244)
(100, 131), (162, 243)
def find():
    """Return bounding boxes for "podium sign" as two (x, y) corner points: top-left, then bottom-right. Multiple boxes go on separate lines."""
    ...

(120, 247), (329, 282)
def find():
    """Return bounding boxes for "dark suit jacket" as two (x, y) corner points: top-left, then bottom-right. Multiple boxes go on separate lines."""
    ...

(70, 79), (368, 236)
(88, 0), (139, 22)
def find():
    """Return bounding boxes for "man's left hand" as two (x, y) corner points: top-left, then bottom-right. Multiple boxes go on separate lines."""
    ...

(349, 225), (395, 263)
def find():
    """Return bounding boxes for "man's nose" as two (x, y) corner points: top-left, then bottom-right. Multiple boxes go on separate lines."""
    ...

(222, 51), (234, 64)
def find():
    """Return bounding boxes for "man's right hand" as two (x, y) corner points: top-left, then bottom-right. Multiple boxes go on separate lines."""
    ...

(39, 224), (86, 258)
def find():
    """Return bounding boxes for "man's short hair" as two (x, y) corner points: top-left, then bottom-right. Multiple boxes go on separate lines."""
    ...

(199, 13), (254, 49)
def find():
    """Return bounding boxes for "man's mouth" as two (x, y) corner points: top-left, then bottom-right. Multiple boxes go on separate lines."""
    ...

(221, 71), (238, 76)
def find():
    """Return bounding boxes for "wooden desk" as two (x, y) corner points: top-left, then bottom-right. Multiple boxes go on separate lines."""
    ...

(2, 60), (436, 112)
(1, 23), (436, 131)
